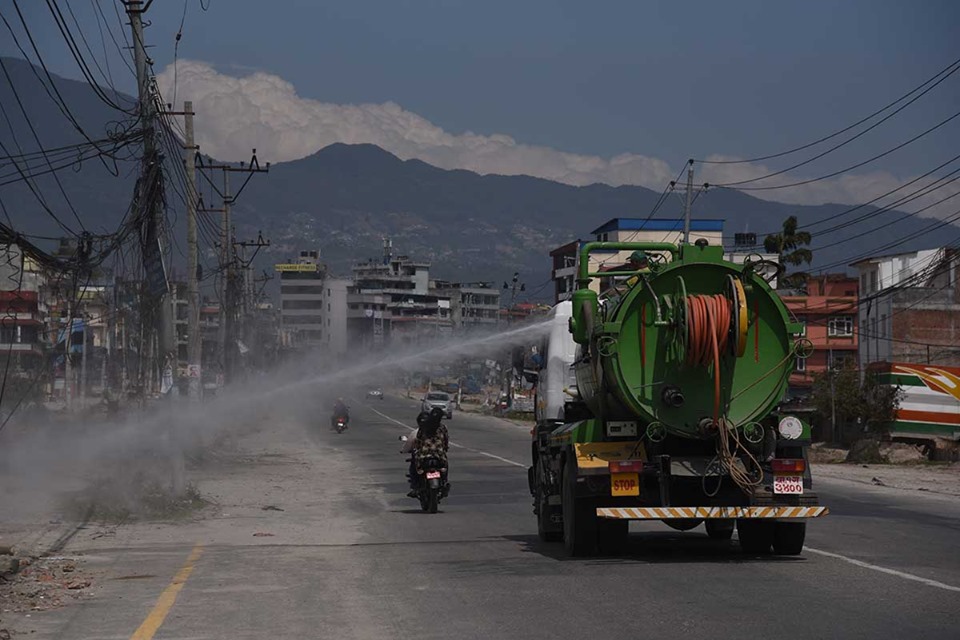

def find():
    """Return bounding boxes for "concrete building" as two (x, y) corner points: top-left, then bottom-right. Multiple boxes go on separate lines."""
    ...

(433, 281), (500, 329)
(276, 249), (326, 347)
(853, 247), (960, 368)
(321, 277), (350, 356)
(348, 254), (452, 347)
(778, 274), (859, 397)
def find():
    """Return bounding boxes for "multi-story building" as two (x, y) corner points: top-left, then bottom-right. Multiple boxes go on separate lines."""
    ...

(778, 274), (859, 397)
(276, 249), (326, 347)
(432, 281), (501, 329)
(320, 278), (350, 356)
(347, 250), (452, 348)
(852, 247), (960, 368)
(549, 218), (724, 303)
(0, 245), (48, 367)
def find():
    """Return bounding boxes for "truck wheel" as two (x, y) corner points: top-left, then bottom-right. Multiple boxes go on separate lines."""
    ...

(536, 462), (561, 542)
(705, 519), (735, 540)
(596, 519), (629, 555)
(737, 519), (774, 554)
(562, 456), (596, 556)
(772, 521), (806, 555)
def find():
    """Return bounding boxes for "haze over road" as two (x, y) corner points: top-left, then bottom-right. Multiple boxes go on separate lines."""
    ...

(5, 393), (959, 639)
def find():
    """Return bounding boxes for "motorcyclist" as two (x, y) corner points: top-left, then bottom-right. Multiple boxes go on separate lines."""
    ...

(331, 397), (349, 429)
(405, 407), (450, 498)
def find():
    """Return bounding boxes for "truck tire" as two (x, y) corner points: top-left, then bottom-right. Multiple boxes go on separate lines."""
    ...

(772, 521), (806, 555)
(705, 519), (735, 540)
(737, 519), (774, 554)
(562, 455), (596, 556)
(596, 519), (629, 555)
(536, 461), (562, 542)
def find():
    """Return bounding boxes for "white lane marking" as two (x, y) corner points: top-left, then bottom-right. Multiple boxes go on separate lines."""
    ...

(366, 405), (527, 469)
(805, 546), (960, 593)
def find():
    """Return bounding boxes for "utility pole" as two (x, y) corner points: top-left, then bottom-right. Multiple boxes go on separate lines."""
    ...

(63, 305), (72, 410)
(196, 152), (269, 385)
(167, 101), (201, 400)
(682, 159), (694, 243)
(125, 0), (175, 394)
(80, 316), (89, 408)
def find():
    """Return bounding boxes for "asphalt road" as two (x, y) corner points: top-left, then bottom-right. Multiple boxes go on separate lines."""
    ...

(6, 393), (959, 639)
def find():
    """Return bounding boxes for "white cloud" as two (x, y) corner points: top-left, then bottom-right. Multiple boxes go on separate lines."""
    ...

(157, 61), (958, 220)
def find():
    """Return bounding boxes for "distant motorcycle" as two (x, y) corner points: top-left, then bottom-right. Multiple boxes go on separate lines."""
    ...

(332, 414), (349, 433)
(400, 435), (448, 514)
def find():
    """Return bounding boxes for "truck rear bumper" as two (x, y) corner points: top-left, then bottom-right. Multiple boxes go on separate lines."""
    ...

(596, 506), (829, 519)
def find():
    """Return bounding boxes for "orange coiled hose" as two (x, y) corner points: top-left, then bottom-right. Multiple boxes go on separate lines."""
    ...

(685, 294), (732, 426)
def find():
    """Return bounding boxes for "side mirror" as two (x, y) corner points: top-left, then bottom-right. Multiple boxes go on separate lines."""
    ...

(399, 435), (408, 442)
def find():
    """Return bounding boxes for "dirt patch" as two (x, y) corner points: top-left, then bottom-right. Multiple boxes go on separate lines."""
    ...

(846, 439), (887, 464)
(0, 556), (95, 614)
(808, 442), (847, 464)
(62, 475), (208, 524)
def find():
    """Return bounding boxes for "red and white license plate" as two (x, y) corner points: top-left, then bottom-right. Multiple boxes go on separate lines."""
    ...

(774, 475), (803, 495)
(426, 471), (441, 480)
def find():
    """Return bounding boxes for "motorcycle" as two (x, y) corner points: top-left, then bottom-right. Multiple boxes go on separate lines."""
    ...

(332, 414), (349, 433)
(400, 435), (448, 514)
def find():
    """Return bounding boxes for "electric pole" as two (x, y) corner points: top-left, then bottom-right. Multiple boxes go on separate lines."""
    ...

(682, 159), (694, 243)
(125, 0), (175, 394)
(166, 101), (201, 400)
(196, 152), (269, 385)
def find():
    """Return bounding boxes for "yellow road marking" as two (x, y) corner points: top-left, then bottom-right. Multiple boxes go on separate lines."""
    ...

(130, 545), (203, 640)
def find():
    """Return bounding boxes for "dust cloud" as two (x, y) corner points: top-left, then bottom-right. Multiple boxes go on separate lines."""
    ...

(0, 319), (552, 527)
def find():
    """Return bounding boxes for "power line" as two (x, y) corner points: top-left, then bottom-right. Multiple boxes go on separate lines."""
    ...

(714, 108), (960, 192)
(697, 56), (960, 167)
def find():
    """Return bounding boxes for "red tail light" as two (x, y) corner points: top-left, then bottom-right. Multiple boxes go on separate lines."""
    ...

(609, 460), (644, 473)
(771, 459), (805, 473)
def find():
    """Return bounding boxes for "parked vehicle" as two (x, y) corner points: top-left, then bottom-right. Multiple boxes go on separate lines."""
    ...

(421, 391), (453, 418)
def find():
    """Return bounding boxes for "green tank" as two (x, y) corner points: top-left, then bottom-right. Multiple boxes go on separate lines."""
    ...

(529, 239), (825, 558)
(571, 240), (804, 440)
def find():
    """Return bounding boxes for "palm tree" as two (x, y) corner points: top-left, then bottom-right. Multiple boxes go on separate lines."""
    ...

(764, 216), (812, 289)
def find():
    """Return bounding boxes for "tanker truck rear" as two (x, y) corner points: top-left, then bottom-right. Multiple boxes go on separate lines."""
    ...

(527, 240), (827, 556)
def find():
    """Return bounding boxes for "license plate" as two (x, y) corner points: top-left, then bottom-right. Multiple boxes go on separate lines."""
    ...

(774, 475), (803, 494)
(426, 471), (441, 480)
(611, 472), (639, 496)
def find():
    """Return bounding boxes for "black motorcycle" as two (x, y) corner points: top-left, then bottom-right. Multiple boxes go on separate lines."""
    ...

(400, 436), (448, 513)
(332, 413), (349, 433)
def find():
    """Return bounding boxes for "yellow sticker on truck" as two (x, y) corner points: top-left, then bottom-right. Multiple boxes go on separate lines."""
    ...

(610, 472), (640, 496)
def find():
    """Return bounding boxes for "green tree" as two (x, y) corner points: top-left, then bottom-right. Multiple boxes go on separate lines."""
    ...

(809, 362), (902, 441)
(764, 215), (812, 289)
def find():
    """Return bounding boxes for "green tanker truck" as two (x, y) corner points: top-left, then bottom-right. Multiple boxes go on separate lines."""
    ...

(527, 240), (828, 556)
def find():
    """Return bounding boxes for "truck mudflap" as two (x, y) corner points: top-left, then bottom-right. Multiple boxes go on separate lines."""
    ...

(596, 506), (829, 519)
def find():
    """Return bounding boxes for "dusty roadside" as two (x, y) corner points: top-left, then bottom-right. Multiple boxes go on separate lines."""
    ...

(813, 462), (960, 497)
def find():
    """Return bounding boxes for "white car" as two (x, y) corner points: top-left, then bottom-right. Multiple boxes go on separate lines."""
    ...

(421, 391), (453, 418)
(368, 388), (384, 399)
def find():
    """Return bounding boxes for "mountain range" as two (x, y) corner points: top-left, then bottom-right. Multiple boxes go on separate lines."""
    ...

(1, 55), (954, 299)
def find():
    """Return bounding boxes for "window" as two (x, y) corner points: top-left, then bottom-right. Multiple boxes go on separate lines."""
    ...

(860, 273), (867, 293)
(870, 270), (878, 293)
(828, 316), (853, 337)
(282, 299), (324, 310)
(830, 351), (854, 370)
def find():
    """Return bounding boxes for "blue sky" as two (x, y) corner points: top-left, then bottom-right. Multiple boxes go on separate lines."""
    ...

(3, 0), (958, 207)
